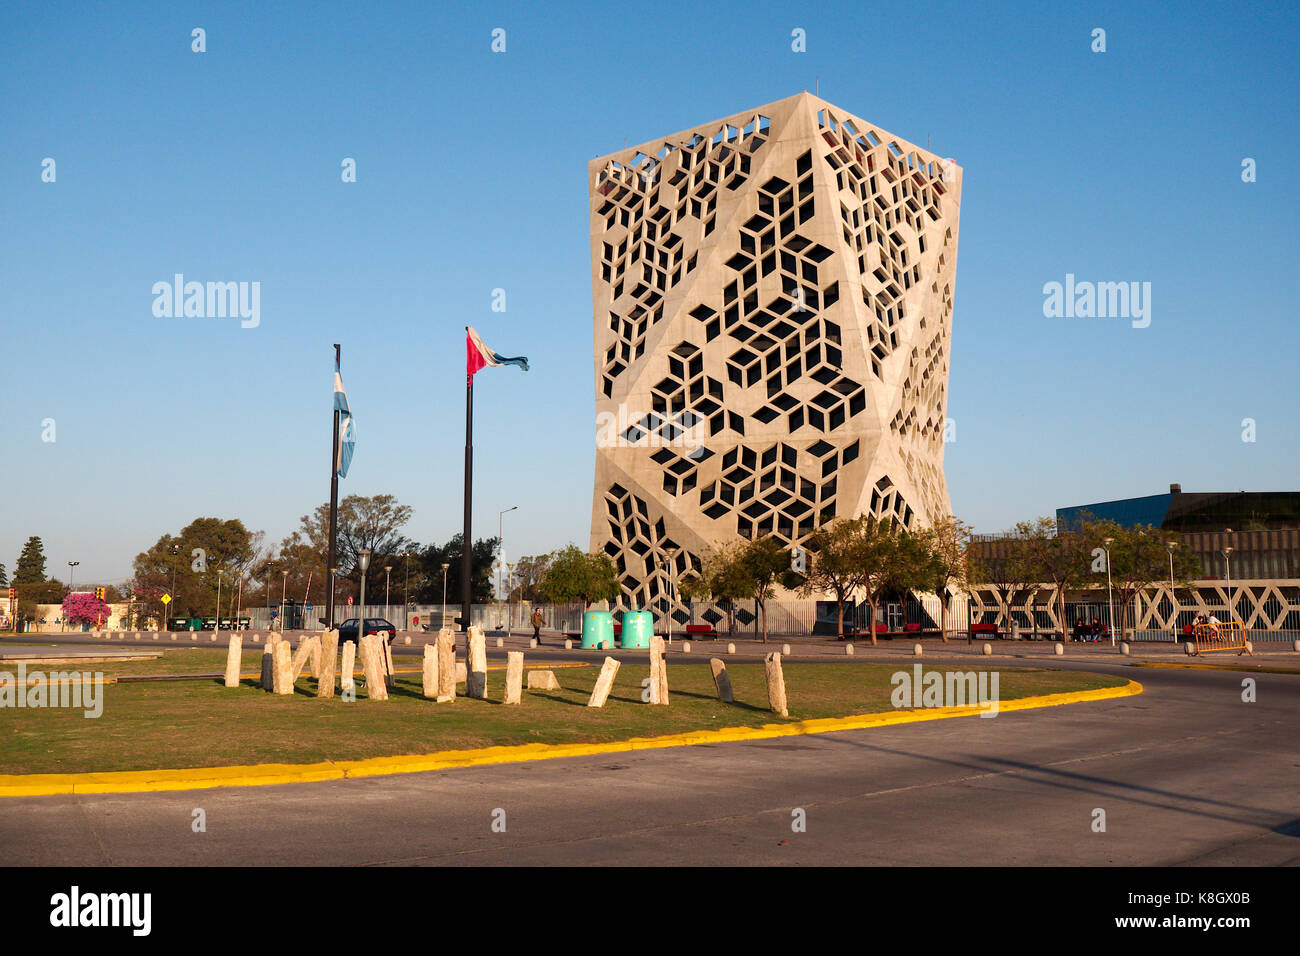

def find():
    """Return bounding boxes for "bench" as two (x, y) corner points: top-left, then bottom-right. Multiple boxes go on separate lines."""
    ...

(684, 624), (719, 639)
(969, 622), (999, 642)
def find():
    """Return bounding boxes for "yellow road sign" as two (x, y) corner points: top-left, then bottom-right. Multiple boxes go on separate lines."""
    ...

(161, 593), (172, 605)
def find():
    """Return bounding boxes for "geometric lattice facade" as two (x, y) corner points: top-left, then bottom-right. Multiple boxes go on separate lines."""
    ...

(589, 93), (962, 613)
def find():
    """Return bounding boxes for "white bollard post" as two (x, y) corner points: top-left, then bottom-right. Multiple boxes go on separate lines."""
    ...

(913, 643), (923, 657)
(845, 644), (854, 656)
(982, 643), (993, 656)
(1054, 643), (1064, 656)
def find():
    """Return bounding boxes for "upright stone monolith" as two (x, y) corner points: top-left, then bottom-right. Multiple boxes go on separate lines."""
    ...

(422, 643), (439, 699)
(384, 639), (396, 688)
(340, 639), (357, 693)
(273, 640), (294, 695)
(648, 635), (669, 705)
(709, 658), (734, 703)
(587, 656), (621, 708)
(291, 636), (318, 682)
(224, 634), (242, 688)
(359, 635), (388, 701)
(467, 626), (488, 699)
(260, 642), (274, 690)
(504, 651), (524, 705)
(436, 628), (456, 699)
(316, 629), (339, 698)
(764, 651), (788, 717)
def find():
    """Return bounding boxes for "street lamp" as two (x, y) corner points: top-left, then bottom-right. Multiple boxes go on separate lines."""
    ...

(1166, 542), (1177, 640)
(1102, 537), (1115, 646)
(498, 506), (518, 629)
(441, 562), (451, 631)
(663, 546), (677, 644)
(280, 570), (289, 631)
(329, 568), (339, 627)
(403, 552), (411, 629)
(67, 561), (79, 593)
(358, 550), (371, 620)
(506, 561), (517, 634)
(1223, 546), (1235, 622)
(384, 565), (392, 625)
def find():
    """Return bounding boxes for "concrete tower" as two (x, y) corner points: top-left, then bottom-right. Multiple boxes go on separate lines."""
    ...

(589, 92), (962, 613)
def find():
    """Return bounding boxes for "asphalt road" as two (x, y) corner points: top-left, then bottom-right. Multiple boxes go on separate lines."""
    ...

(2, 661), (1297, 866)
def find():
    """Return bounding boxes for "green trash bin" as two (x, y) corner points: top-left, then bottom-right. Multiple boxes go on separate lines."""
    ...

(581, 611), (614, 649)
(620, 610), (654, 648)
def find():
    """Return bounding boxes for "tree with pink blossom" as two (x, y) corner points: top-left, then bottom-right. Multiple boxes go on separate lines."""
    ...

(62, 591), (111, 629)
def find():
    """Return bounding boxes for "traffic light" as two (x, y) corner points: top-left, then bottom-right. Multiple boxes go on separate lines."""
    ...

(6, 587), (13, 600)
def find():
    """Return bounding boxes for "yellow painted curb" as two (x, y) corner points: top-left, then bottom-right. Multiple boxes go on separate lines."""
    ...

(0, 680), (1140, 798)
(1133, 661), (1298, 674)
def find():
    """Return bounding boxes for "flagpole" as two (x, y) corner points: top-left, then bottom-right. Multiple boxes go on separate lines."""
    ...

(326, 343), (341, 630)
(461, 368), (474, 638)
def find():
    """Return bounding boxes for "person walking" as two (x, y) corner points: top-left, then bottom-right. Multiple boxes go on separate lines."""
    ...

(531, 607), (545, 643)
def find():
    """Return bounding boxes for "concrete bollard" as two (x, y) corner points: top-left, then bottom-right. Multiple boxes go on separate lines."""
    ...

(1054, 643), (1064, 656)
(526, 670), (561, 691)
(764, 652), (788, 717)
(982, 643), (993, 656)
(403, 635), (411, 646)
(318, 629), (339, 698)
(529, 638), (537, 649)
(224, 635), (242, 688)
(252, 634), (261, 644)
(782, 643), (791, 656)
(914, 643), (923, 657)
(260, 643), (274, 690)
(436, 628), (456, 699)
(1120, 642), (1131, 656)
(1245, 641), (1254, 655)
(340, 640), (357, 693)
(467, 626), (488, 699)
(846, 644), (854, 656)
(727, 643), (736, 654)
(422, 643), (439, 699)
(564, 639), (573, 650)
(152, 634), (158, 640)
(587, 657), (621, 708)
(273, 640), (294, 694)
(504, 651), (524, 705)
(1184, 641), (1195, 656)
(211, 634), (218, 642)
(709, 658), (734, 703)
(496, 637), (504, 648)
(1293, 639), (1300, 653)
(682, 641), (691, 654)
(171, 635), (176, 641)
(648, 635), (669, 705)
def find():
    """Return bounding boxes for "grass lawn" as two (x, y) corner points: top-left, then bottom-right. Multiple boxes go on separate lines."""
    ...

(0, 652), (1127, 775)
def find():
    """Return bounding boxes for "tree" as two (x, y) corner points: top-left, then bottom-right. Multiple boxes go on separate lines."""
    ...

(14, 536), (48, 584)
(1015, 516), (1093, 640)
(537, 545), (620, 608)
(858, 517), (905, 646)
(132, 518), (265, 621)
(969, 532), (1035, 634)
(279, 494), (416, 605)
(414, 534), (499, 606)
(734, 537), (790, 643)
(0, 562), (8, 587)
(62, 591), (111, 629)
(800, 517), (868, 639)
(1085, 520), (1202, 639)
(510, 554), (553, 602)
(14, 579), (66, 626)
(919, 516), (971, 642)
(682, 542), (750, 636)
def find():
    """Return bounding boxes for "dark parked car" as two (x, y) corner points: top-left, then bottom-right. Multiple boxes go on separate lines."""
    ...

(338, 617), (397, 644)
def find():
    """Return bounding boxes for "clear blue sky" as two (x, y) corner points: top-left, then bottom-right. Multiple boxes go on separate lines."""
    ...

(1, 0), (1296, 586)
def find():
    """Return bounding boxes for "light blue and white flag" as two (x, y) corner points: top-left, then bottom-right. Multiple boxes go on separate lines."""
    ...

(334, 357), (356, 479)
